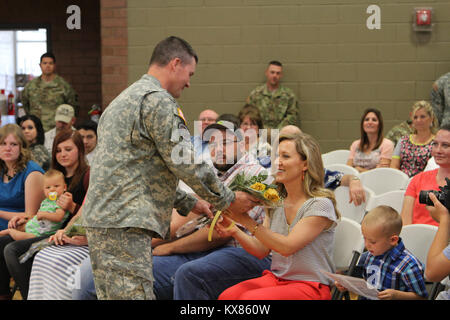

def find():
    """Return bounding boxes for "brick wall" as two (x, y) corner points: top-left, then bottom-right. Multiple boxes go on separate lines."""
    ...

(100, 0), (128, 109)
(0, 0), (102, 124)
(127, 0), (450, 152)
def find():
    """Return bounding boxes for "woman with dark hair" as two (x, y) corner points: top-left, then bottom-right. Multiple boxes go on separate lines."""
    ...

(50, 129), (89, 214)
(27, 129), (91, 300)
(17, 115), (50, 171)
(238, 105), (271, 159)
(347, 108), (394, 173)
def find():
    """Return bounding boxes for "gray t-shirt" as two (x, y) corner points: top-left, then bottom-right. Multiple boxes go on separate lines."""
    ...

(270, 197), (338, 285)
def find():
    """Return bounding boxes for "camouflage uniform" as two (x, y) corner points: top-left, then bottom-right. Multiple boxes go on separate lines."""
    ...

(21, 75), (79, 131)
(385, 120), (413, 146)
(83, 74), (235, 300)
(246, 84), (299, 129)
(29, 144), (50, 171)
(431, 72), (450, 127)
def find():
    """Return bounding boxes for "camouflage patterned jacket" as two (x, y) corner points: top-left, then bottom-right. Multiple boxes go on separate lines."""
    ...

(82, 74), (235, 239)
(385, 120), (414, 146)
(246, 84), (299, 129)
(30, 144), (50, 171)
(21, 75), (79, 131)
(431, 72), (450, 127)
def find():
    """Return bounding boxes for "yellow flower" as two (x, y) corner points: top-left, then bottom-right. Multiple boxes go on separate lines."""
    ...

(250, 182), (266, 192)
(263, 188), (280, 203)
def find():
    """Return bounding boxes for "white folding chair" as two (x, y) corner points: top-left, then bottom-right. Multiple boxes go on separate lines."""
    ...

(400, 224), (438, 266)
(365, 190), (405, 215)
(334, 186), (374, 223)
(359, 168), (409, 195)
(322, 149), (351, 167)
(326, 164), (360, 177)
(332, 217), (365, 299)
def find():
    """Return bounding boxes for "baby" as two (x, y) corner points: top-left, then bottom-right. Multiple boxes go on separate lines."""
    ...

(0, 169), (70, 240)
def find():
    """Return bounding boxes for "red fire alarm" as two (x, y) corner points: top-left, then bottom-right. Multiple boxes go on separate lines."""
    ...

(416, 9), (431, 25)
(413, 7), (433, 32)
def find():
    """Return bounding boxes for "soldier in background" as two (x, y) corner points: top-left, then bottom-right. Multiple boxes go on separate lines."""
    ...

(82, 36), (259, 300)
(385, 119), (414, 146)
(431, 72), (450, 127)
(246, 60), (299, 129)
(21, 52), (79, 132)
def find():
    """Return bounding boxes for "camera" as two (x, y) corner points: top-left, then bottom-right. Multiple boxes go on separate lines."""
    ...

(419, 177), (450, 211)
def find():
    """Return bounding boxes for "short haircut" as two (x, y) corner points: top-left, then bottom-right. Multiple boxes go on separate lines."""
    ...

(40, 52), (56, 63)
(44, 168), (65, 181)
(238, 105), (264, 129)
(439, 123), (450, 132)
(268, 60), (282, 67)
(76, 119), (98, 136)
(149, 36), (198, 67)
(362, 205), (402, 237)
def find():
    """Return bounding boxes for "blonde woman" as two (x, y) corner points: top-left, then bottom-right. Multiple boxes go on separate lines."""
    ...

(217, 132), (340, 300)
(390, 101), (438, 177)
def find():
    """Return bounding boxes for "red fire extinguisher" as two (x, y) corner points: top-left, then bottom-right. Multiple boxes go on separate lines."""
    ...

(7, 92), (15, 116)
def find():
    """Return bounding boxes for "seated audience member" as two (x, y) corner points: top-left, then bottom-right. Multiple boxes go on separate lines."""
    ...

(0, 124), (44, 230)
(191, 108), (218, 165)
(347, 108), (394, 173)
(335, 205), (427, 300)
(73, 119), (271, 300)
(76, 120), (98, 164)
(238, 104), (271, 159)
(0, 169), (70, 240)
(0, 124), (45, 300)
(17, 115), (50, 171)
(425, 193), (450, 300)
(218, 132), (339, 300)
(391, 101), (437, 177)
(44, 104), (76, 154)
(401, 124), (450, 226)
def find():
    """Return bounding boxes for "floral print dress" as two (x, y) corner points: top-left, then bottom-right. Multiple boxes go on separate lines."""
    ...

(393, 135), (434, 177)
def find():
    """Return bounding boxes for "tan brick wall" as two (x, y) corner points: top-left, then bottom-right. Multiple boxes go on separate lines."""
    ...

(127, 0), (450, 153)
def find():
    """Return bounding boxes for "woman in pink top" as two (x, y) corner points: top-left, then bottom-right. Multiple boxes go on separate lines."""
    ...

(401, 125), (450, 226)
(347, 108), (394, 173)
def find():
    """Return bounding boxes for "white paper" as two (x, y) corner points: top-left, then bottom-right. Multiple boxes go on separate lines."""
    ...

(320, 270), (379, 300)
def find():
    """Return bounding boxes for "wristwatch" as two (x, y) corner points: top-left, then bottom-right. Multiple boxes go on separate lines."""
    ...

(351, 176), (360, 181)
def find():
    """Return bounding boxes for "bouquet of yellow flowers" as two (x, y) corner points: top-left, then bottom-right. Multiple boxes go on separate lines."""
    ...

(228, 172), (282, 207)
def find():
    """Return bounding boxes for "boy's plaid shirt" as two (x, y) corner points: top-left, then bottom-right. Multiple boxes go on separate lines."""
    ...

(358, 238), (428, 298)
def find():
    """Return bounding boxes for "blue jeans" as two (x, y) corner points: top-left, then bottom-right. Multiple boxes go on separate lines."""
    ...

(154, 246), (271, 300)
(72, 256), (97, 300)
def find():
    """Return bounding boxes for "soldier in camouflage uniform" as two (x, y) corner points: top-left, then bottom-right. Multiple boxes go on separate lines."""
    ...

(431, 72), (450, 127)
(21, 52), (79, 132)
(246, 60), (299, 129)
(82, 36), (259, 300)
(385, 120), (414, 146)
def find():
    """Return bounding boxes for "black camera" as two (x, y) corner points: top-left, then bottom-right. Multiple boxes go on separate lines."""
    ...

(419, 177), (450, 211)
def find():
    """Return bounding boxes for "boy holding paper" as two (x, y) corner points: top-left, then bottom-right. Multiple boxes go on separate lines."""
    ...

(335, 205), (428, 299)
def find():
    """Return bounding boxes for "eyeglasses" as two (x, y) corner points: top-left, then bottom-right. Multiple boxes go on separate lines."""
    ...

(208, 139), (238, 149)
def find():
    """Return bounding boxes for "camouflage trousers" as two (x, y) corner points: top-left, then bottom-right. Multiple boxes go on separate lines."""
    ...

(85, 227), (155, 300)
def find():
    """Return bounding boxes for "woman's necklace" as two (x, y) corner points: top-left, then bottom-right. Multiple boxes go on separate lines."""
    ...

(4, 169), (16, 182)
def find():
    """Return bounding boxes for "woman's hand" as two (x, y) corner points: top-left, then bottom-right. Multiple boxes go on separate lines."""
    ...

(213, 215), (238, 238)
(8, 214), (29, 229)
(426, 192), (449, 223)
(62, 235), (88, 246)
(57, 192), (76, 213)
(49, 229), (66, 245)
